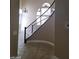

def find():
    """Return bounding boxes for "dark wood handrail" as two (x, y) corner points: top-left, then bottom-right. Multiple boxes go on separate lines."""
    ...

(25, 1), (55, 29)
(26, 11), (55, 41)
(24, 10), (55, 43)
(32, 17), (48, 26)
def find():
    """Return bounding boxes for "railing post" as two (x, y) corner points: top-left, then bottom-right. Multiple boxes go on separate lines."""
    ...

(32, 25), (33, 34)
(24, 27), (26, 43)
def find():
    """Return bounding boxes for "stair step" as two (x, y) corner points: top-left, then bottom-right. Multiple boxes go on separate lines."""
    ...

(27, 40), (55, 47)
(10, 56), (21, 59)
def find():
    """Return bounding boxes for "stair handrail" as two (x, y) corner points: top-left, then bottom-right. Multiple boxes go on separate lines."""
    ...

(24, 1), (55, 43)
(25, 0), (55, 29)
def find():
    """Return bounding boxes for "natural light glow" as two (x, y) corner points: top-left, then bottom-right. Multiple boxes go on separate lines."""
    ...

(38, 8), (41, 12)
(37, 18), (40, 25)
(52, 8), (55, 11)
(42, 3), (50, 7)
(19, 9), (22, 14)
(41, 16), (47, 25)
(36, 3), (51, 25)
(41, 8), (51, 15)
(37, 12), (40, 15)
(21, 12), (27, 31)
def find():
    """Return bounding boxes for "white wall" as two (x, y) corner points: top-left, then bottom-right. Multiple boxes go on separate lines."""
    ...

(20, 0), (54, 27)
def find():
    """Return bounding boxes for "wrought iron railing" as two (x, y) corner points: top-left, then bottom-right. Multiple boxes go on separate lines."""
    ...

(24, 1), (55, 43)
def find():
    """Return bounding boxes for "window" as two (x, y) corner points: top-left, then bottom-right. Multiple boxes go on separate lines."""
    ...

(36, 3), (51, 25)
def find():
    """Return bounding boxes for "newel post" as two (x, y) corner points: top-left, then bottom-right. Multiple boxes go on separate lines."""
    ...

(24, 27), (26, 43)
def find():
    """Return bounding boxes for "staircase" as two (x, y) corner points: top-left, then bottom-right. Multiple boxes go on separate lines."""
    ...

(24, 0), (55, 43)
(22, 1), (58, 59)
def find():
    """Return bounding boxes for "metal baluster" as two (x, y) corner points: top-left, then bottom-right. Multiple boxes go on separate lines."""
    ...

(32, 25), (33, 34)
(24, 27), (26, 43)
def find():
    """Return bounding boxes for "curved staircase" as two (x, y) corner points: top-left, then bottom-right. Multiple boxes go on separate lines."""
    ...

(21, 1), (59, 59)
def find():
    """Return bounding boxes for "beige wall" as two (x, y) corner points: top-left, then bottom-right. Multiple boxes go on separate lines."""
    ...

(55, 0), (69, 59)
(27, 13), (55, 45)
(10, 0), (69, 58)
(19, 0), (23, 9)
(20, 0), (54, 27)
(10, 0), (19, 57)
